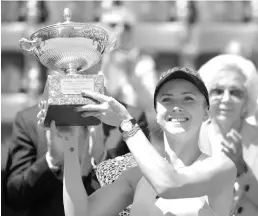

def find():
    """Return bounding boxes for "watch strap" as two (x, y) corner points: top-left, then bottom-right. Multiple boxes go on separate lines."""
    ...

(122, 124), (141, 141)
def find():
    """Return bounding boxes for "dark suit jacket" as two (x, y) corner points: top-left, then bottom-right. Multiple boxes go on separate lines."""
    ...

(3, 104), (149, 216)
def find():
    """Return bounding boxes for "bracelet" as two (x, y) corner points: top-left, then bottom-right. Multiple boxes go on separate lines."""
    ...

(122, 125), (141, 141)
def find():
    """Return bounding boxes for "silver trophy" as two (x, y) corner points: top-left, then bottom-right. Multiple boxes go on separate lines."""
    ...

(19, 8), (115, 127)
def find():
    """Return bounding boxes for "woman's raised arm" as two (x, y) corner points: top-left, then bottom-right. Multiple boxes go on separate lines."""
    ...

(76, 90), (237, 199)
(62, 126), (141, 216)
(123, 128), (237, 199)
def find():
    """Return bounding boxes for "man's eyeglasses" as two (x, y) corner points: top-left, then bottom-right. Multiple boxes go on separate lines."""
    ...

(210, 87), (246, 99)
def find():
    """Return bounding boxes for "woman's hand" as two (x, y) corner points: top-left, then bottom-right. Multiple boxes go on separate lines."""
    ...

(221, 129), (247, 176)
(37, 101), (79, 165)
(211, 121), (247, 176)
(221, 129), (242, 159)
(76, 90), (132, 127)
(37, 100), (47, 128)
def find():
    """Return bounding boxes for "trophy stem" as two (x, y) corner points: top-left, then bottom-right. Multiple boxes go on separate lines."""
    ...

(66, 68), (77, 74)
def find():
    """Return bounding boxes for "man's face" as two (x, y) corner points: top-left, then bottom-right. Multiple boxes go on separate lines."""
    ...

(156, 79), (208, 135)
(208, 69), (247, 126)
(101, 13), (133, 50)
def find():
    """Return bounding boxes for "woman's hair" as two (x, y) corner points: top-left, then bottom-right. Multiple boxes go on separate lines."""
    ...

(198, 54), (258, 120)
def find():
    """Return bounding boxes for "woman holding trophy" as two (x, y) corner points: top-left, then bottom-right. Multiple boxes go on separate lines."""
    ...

(38, 67), (237, 216)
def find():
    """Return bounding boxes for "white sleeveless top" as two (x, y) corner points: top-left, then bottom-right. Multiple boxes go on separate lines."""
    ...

(130, 154), (217, 216)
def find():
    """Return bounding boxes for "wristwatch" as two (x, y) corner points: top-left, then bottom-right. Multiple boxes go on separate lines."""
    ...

(119, 118), (137, 133)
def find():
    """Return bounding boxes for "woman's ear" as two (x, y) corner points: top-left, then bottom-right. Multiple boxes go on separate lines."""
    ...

(203, 106), (210, 122)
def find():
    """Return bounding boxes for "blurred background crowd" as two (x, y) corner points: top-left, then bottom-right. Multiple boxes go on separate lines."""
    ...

(1, 1), (258, 216)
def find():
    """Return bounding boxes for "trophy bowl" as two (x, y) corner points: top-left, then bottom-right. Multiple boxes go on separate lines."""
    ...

(20, 8), (116, 127)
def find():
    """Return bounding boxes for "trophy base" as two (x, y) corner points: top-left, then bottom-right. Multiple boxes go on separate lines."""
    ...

(42, 74), (104, 127)
(44, 105), (101, 127)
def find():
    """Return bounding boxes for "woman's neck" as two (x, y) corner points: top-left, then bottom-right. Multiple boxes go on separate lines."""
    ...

(163, 131), (201, 167)
(213, 118), (243, 135)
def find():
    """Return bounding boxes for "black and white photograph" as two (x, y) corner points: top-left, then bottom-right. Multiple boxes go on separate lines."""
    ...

(1, 1), (258, 216)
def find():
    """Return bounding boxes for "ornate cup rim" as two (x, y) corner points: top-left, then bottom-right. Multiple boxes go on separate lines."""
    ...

(30, 22), (109, 42)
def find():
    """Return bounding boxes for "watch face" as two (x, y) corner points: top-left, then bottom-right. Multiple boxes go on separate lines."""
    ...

(121, 120), (133, 132)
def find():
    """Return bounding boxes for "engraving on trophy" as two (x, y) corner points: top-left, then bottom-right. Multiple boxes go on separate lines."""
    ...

(19, 8), (116, 127)
(61, 78), (94, 95)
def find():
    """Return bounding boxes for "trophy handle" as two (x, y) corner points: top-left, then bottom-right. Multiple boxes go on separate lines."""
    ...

(105, 38), (117, 53)
(19, 38), (41, 52)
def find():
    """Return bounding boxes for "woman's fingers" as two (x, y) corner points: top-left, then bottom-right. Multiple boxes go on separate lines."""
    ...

(76, 103), (108, 112)
(230, 129), (242, 141)
(221, 144), (233, 157)
(37, 107), (47, 128)
(38, 100), (47, 110)
(81, 91), (112, 103)
(37, 117), (44, 127)
(81, 111), (102, 118)
(221, 141), (229, 151)
(38, 101), (44, 109)
(226, 131), (237, 143)
(222, 146), (230, 154)
(37, 109), (46, 119)
(221, 138), (233, 148)
(221, 140), (236, 154)
(226, 129), (242, 154)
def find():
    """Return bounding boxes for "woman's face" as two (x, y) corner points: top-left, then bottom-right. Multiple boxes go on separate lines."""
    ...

(156, 79), (208, 135)
(208, 69), (247, 126)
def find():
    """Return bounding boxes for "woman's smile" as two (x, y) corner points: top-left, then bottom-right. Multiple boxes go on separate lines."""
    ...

(218, 105), (234, 113)
(165, 115), (191, 134)
(166, 116), (189, 123)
